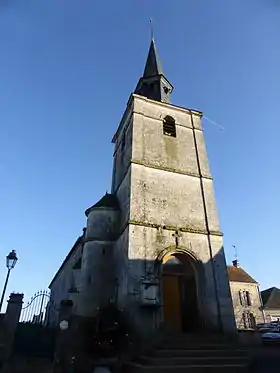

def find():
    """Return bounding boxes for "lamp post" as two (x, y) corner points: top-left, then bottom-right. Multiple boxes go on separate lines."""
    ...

(0, 250), (18, 312)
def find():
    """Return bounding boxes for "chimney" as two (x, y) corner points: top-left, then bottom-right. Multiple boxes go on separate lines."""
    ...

(232, 259), (240, 268)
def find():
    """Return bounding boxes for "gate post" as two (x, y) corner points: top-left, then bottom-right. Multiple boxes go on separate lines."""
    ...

(2, 293), (23, 362)
(53, 299), (73, 372)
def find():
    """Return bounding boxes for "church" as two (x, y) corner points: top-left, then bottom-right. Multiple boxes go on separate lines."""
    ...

(48, 39), (236, 336)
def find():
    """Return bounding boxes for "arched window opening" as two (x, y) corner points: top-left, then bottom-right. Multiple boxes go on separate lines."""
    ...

(163, 116), (176, 138)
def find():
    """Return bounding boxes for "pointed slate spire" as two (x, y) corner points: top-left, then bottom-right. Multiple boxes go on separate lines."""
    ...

(134, 39), (173, 103)
(143, 39), (163, 77)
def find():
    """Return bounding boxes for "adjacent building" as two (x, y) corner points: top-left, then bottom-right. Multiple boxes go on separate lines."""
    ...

(261, 287), (280, 322)
(48, 39), (237, 336)
(227, 259), (265, 329)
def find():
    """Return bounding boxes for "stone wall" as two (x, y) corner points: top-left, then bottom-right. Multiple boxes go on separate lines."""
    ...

(112, 104), (133, 193)
(48, 236), (83, 324)
(77, 205), (120, 317)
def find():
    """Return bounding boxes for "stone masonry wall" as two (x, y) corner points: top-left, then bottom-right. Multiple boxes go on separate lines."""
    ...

(229, 281), (265, 328)
(49, 240), (82, 324)
(112, 94), (236, 334)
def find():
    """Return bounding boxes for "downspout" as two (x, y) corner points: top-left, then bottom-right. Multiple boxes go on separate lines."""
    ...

(257, 285), (266, 323)
(190, 111), (223, 332)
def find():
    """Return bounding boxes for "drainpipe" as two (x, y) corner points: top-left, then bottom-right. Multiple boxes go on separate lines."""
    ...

(190, 111), (223, 333)
(257, 285), (266, 323)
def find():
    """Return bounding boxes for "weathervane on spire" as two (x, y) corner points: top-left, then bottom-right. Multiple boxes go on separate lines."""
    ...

(149, 17), (154, 41)
(232, 245), (240, 268)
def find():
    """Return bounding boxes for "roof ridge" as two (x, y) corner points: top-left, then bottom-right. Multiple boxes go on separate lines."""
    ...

(227, 265), (258, 284)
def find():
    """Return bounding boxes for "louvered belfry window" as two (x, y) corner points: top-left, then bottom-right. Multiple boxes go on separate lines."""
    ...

(163, 115), (176, 137)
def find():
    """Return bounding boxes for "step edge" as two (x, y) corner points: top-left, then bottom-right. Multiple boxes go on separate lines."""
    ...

(155, 349), (247, 353)
(127, 363), (248, 368)
(140, 356), (248, 360)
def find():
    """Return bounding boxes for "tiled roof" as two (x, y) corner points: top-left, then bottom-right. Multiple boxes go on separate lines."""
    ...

(261, 287), (280, 309)
(227, 265), (258, 284)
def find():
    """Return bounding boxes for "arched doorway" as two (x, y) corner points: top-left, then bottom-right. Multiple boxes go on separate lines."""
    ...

(162, 253), (200, 333)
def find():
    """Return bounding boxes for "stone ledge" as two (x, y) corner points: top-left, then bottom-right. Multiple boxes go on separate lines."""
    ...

(128, 219), (223, 237)
(133, 110), (204, 132)
(131, 159), (212, 180)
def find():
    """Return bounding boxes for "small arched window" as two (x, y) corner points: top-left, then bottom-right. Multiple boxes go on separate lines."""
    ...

(163, 115), (176, 138)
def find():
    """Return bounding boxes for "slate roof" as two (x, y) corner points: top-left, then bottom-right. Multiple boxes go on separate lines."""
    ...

(143, 39), (163, 77)
(227, 265), (258, 284)
(85, 193), (120, 216)
(261, 287), (280, 309)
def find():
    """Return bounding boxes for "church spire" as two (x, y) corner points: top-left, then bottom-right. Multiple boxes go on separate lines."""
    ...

(134, 39), (173, 103)
(143, 39), (163, 77)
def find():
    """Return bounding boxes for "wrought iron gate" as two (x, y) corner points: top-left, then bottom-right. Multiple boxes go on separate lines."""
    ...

(20, 290), (51, 324)
(13, 290), (58, 358)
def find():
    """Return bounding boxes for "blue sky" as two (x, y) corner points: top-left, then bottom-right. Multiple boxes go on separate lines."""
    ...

(0, 0), (279, 308)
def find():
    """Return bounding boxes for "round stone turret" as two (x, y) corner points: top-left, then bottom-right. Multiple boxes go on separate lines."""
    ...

(77, 193), (120, 317)
(84, 193), (120, 241)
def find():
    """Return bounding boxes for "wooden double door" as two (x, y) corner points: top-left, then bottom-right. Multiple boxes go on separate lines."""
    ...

(162, 273), (199, 333)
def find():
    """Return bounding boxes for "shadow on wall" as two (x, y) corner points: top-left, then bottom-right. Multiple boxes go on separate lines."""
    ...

(46, 244), (236, 344)
(65, 245), (237, 365)
(112, 244), (235, 336)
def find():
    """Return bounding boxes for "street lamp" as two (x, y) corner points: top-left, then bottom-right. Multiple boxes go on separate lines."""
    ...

(0, 250), (18, 312)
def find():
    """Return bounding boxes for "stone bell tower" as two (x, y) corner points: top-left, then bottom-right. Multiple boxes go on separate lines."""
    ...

(111, 39), (236, 335)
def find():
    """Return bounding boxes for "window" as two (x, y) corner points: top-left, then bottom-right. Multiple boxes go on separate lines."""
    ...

(239, 290), (252, 306)
(239, 290), (244, 306)
(242, 312), (247, 328)
(245, 291), (252, 306)
(163, 115), (176, 137)
(242, 312), (256, 329)
(248, 313), (256, 329)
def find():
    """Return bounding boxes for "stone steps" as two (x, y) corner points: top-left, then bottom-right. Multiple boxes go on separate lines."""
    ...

(160, 342), (239, 350)
(138, 355), (248, 366)
(126, 362), (248, 373)
(124, 333), (249, 373)
(154, 348), (247, 358)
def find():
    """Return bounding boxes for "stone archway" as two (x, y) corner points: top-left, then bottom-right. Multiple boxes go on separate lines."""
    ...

(160, 251), (201, 333)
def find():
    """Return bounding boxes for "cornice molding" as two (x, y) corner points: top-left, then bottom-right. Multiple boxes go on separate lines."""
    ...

(128, 219), (223, 237)
(131, 159), (212, 180)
